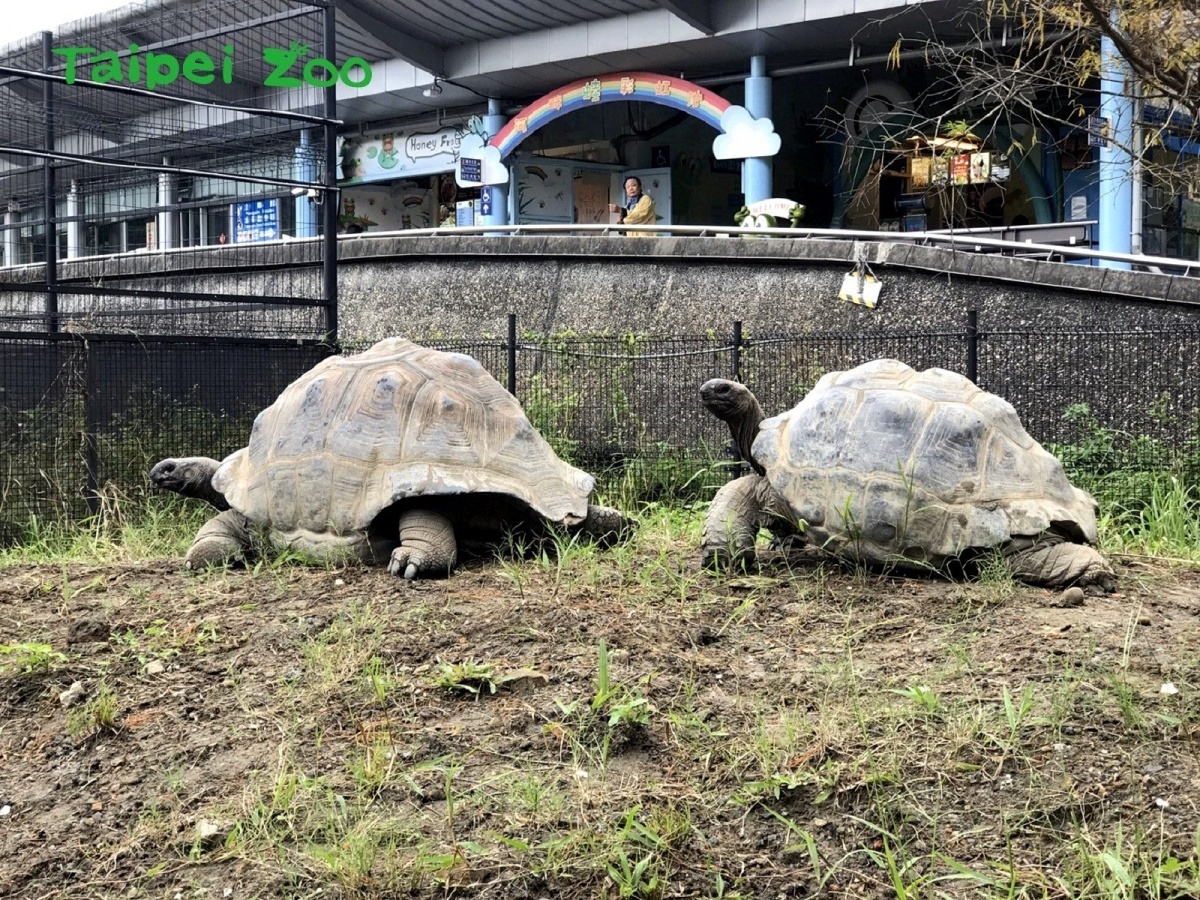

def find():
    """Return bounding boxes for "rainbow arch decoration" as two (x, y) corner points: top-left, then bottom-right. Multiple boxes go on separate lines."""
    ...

(490, 72), (732, 159)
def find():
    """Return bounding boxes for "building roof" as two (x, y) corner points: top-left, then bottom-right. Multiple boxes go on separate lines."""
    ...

(0, 0), (984, 203)
(1, 0), (980, 124)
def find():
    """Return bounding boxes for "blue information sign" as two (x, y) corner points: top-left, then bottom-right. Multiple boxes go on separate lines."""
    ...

(233, 198), (281, 243)
(480, 185), (492, 217)
(460, 157), (482, 182)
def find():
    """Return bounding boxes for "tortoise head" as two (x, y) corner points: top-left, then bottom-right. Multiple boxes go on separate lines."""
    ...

(700, 379), (760, 424)
(700, 379), (766, 475)
(149, 457), (230, 510)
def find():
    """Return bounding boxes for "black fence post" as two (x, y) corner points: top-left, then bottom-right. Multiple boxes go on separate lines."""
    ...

(966, 308), (979, 385)
(83, 341), (99, 515)
(507, 312), (517, 398)
(42, 31), (58, 334)
(732, 319), (742, 382)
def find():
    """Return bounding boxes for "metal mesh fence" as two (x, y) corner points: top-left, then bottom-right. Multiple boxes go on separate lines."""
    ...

(3, 319), (1200, 539)
(0, 332), (329, 537)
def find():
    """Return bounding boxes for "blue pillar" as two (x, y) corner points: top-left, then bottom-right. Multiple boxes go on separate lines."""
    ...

(294, 129), (319, 239)
(482, 98), (510, 230)
(743, 55), (773, 205)
(1098, 26), (1134, 267)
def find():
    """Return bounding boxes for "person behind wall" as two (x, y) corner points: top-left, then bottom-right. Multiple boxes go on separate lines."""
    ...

(608, 176), (656, 238)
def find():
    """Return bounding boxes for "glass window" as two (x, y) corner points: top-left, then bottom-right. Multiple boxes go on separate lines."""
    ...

(88, 222), (123, 255)
(207, 205), (229, 244)
(278, 195), (295, 237)
(25, 226), (45, 264)
(126, 219), (148, 250)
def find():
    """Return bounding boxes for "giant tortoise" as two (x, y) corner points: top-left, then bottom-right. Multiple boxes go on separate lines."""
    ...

(150, 338), (628, 578)
(699, 358), (1115, 591)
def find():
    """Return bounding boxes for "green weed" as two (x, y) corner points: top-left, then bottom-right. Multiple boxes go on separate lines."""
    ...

(0, 641), (67, 674)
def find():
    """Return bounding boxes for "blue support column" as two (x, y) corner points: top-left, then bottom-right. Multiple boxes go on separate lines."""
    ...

(482, 98), (510, 230)
(294, 129), (319, 239)
(743, 55), (773, 205)
(1098, 27), (1134, 267)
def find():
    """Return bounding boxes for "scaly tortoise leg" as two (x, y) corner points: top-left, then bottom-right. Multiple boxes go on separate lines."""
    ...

(1003, 535), (1116, 593)
(186, 509), (256, 570)
(387, 508), (457, 580)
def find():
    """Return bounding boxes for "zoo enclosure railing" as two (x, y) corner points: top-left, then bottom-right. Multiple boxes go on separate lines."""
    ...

(2, 313), (1198, 538)
(329, 223), (1198, 278)
(0, 0), (340, 338)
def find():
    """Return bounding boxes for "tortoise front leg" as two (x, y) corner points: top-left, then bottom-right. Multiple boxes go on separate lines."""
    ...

(387, 508), (457, 580)
(702, 475), (768, 569)
(186, 509), (255, 570)
(570, 504), (636, 545)
(703, 474), (800, 569)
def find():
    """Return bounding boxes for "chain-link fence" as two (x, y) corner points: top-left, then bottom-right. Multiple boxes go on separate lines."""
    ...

(3, 314), (1199, 539)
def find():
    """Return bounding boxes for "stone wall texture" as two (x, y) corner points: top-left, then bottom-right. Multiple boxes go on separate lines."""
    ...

(1, 235), (1197, 341)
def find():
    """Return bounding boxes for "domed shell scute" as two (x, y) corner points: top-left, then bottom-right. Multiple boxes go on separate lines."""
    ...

(909, 400), (988, 500)
(841, 389), (933, 476)
(751, 359), (1099, 564)
(213, 338), (594, 534)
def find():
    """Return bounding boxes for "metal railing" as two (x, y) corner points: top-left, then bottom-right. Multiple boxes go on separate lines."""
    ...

(333, 222), (1200, 278)
(2, 221), (1195, 279)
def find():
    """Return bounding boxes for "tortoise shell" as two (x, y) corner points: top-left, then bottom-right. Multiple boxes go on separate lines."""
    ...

(213, 338), (594, 534)
(751, 359), (1098, 563)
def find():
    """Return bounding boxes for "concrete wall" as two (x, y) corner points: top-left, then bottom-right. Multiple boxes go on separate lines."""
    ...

(1, 235), (1197, 341)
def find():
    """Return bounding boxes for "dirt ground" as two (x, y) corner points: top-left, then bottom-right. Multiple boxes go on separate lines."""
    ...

(3, 536), (1200, 899)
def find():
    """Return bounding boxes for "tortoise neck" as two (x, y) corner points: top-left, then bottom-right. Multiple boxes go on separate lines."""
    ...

(197, 480), (231, 511)
(189, 459), (231, 510)
(734, 398), (766, 476)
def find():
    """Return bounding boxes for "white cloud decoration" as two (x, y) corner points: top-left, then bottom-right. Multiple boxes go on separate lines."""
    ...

(455, 134), (508, 187)
(712, 106), (782, 160)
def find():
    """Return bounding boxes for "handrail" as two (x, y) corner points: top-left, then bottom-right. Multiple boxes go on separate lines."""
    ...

(1, 221), (1195, 278)
(925, 220), (1098, 235)
(337, 222), (1199, 277)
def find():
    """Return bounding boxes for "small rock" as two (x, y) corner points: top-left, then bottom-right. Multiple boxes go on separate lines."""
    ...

(1160, 682), (1179, 695)
(67, 615), (110, 644)
(1057, 587), (1085, 607)
(190, 819), (232, 852)
(144, 660), (165, 676)
(58, 681), (86, 708)
(91, 801), (103, 811)
(334, 578), (345, 587)
(0, 805), (11, 817)
(1138, 615), (1152, 626)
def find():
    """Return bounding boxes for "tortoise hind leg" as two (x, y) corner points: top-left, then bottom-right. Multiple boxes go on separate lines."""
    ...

(1004, 536), (1116, 593)
(388, 508), (457, 579)
(186, 510), (256, 570)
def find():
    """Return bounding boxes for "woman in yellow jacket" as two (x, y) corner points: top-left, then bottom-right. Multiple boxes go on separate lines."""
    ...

(608, 176), (657, 237)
